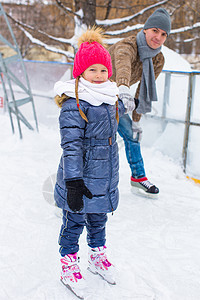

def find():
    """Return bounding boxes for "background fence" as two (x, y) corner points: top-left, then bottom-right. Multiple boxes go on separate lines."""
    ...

(141, 70), (200, 180)
(0, 60), (199, 180)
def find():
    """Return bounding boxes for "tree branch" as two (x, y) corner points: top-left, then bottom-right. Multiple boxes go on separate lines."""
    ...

(96, 0), (170, 27)
(55, 0), (81, 18)
(6, 12), (76, 47)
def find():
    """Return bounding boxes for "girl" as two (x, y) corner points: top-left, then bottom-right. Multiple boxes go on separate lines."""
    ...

(54, 27), (125, 299)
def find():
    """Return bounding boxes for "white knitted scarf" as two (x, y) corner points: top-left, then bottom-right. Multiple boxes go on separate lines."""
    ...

(54, 77), (119, 106)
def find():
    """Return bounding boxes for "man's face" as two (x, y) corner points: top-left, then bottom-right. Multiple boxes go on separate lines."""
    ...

(143, 28), (167, 49)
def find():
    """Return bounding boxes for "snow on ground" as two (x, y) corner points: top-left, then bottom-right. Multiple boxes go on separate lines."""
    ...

(0, 96), (200, 300)
(162, 45), (192, 72)
(0, 47), (200, 300)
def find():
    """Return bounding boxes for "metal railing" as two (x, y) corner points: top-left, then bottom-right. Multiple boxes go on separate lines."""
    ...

(2, 59), (199, 177)
(22, 61), (200, 176)
(147, 70), (200, 174)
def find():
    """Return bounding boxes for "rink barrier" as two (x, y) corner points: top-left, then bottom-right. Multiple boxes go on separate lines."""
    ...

(186, 176), (200, 185)
(164, 70), (200, 177)
(26, 61), (200, 181)
(23, 59), (73, 65)
(146, 69), (200, 181)
(2, 59), (200, 181)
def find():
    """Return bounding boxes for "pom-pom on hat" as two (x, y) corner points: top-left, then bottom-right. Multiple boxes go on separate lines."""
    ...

(73, 27), (112, 78)
(144, 8), (171, 36)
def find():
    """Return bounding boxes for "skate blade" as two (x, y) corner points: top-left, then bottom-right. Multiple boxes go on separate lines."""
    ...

(131, 186), (159, 199)
(60, 279), (85, 299)
(87, 266), (116, 285)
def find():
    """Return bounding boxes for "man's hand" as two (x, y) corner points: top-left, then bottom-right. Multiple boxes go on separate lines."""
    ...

(119, 85), (136, 112)
(132, 120), (143, 142)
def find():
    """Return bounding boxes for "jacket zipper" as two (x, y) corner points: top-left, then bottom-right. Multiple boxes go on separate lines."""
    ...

(105, 105), (114, 214)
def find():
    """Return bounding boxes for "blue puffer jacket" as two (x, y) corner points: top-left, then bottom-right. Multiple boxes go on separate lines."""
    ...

(54, 97), (125, 214)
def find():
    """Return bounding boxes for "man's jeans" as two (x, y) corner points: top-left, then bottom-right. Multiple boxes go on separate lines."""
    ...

(118, 113), (145, 178)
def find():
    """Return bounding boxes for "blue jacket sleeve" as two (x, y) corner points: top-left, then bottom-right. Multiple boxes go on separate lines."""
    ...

(59, 99), (86, 181)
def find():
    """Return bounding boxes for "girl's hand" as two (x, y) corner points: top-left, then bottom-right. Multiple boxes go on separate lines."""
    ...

(66, 179), (93, 212)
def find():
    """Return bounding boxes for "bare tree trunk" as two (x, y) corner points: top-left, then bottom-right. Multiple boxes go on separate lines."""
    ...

(74, 0), (81, 11)
(82, 0), (96, 27)
(3, 0), (200, 60)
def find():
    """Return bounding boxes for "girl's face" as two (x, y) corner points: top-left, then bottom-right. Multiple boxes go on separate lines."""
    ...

(82, 64), (108, 84)
(143, 28), (167, 49)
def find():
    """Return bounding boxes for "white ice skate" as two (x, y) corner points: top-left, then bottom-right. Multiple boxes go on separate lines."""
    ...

(88, 246), (116, 285)
(60, 253), (86, 299)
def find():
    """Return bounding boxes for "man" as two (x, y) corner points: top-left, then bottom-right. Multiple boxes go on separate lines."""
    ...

(109, 8), (171, 196)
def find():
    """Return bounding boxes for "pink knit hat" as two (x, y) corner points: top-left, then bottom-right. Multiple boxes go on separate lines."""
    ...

(73, 41), (112, 79)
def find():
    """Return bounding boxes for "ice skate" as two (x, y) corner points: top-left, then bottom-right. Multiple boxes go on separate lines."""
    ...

(60, 253), (86, 299)
(88, 246), (116, 285)
(131, 176), (159, 198)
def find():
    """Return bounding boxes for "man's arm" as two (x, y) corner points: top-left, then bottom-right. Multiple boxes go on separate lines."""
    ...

(110, 36), (137, 88)
(154, 52), (165, 80)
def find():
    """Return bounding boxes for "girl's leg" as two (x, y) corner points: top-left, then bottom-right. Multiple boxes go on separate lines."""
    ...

(86, 213), (116, 285)
(59, 211), (86, 297)
(59, 210), (85, 256)
(85, 213), (107, 248)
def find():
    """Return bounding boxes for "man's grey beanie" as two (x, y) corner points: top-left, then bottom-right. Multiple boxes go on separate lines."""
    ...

(143, 8), (171, 36)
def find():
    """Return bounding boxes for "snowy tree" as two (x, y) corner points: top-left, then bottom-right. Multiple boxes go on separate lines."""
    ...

(2, 0), (200, 60)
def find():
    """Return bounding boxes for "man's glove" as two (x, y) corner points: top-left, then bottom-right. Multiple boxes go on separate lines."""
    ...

(119, 85), (136, 112)
(132, 120), (143, 142)
(66, 179), (93, 212)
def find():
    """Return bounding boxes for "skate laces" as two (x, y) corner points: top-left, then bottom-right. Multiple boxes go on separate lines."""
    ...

(90, 247), (112, 269)
(61, 254), (83, 281)
(131, 176), (154, 189)
(140, 179), (153, 189)
(61, 253), (78, 265)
